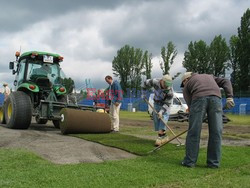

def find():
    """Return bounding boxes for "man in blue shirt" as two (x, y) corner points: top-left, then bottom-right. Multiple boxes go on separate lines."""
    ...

(105, 75), (123, 132)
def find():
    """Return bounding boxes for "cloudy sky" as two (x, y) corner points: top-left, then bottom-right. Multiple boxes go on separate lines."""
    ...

(0, 0), (249, 91)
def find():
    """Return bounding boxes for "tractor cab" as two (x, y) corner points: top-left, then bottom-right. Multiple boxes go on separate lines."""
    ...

(10, 51), (67, 101)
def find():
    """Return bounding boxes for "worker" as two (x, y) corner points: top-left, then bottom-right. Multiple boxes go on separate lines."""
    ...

(180, 72), (235, 168)
(105, 75), (123, 132)
(142, 74), (173, 146)
(3, 83), (11, 101)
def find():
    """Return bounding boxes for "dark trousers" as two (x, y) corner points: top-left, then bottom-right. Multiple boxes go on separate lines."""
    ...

(183, 96), (223, 167)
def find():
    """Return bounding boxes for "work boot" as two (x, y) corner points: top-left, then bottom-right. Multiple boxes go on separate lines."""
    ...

(155, 135), (169, 147)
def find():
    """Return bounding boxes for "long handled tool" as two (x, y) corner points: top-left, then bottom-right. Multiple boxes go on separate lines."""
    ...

(144, 98), (183, 145)
(148, 129), (188, 153)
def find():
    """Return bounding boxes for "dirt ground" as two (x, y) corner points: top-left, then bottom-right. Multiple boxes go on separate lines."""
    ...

(0, 121), (136, 164)
(1, 118), (249, 165)
(120, 119), (250, 147)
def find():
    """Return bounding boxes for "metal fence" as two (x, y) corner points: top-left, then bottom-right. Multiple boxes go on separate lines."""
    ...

(1, 93), (249, 114)
(79, 97), (250, 114)
(0, 93), (4, 107)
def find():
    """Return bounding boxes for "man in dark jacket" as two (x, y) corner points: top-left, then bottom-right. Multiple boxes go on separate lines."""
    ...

(181, 72), (235, 168)
(105, 75), (123, 132)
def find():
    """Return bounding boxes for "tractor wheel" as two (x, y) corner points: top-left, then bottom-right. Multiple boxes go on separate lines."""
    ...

(53, 120), (60, 129)
(4, 91), (32, 129)
(0, 106), (6, 124)
(35, 116), (48, 124)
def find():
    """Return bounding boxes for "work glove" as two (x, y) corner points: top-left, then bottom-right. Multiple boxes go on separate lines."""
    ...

(158, 110), (163, 119)
(225, 97), (235, 109)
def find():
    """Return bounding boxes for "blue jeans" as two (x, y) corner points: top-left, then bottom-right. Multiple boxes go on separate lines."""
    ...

(153, 103), (170, 131)
(183, 96), (223, 167)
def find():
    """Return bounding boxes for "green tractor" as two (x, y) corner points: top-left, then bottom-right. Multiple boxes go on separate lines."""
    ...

(1, 51), (111, 133)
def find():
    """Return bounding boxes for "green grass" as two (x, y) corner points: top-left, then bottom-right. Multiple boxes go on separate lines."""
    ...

(73, 133), (154, 155)
(0, 111), (249, 187)
(121, 111), (250, 126)
(1, 134), (250, 187)
(120, 110), (150, 121)
(227, 114), (250, 125)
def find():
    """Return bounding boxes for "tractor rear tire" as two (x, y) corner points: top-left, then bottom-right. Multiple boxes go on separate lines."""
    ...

(4, 91), (32, 129)
(35, 116), (48, 124)
(52, 120), (60, 129)
(0, 106), (6, 124)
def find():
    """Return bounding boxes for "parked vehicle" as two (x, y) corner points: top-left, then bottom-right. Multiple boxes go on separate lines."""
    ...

(147, 92), (230, 123)
(148, 92), (188, 118)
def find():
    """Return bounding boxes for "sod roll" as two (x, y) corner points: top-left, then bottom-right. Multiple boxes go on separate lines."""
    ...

(59, 108), (111, 134)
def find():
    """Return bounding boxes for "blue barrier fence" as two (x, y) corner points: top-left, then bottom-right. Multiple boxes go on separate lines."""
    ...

(222, 98), (250, 114)
(0, 93), (4, 107)
(1, 93), (249, 114)
(80, 97), (250, 114)
(79, 97), (148, 111)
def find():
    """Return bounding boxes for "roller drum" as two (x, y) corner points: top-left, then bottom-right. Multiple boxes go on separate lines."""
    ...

(60, 108), (111, 134)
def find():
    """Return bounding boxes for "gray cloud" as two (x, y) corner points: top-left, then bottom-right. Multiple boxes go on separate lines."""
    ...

(0, 0), (133, 33)
(0, 0), (249, 89)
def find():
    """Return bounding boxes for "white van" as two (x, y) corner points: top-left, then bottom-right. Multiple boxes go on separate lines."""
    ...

(148, 92), (188, 117)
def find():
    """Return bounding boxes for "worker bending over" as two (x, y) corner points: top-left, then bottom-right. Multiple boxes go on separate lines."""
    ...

(142, 75), (173, 146)
(181, 72), (234, 168)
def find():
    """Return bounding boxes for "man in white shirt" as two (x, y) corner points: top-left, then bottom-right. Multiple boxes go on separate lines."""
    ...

(3, 83), (11, 101)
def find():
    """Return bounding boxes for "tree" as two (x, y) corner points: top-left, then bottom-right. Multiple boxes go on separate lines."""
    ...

(160, 41), (177, 75)
(237, 8), (250, 91)
(183, 40), (211, 74)
(63, 77), (75, 94)
(112, 45), (145, 95)
(112, 45), (132, 94)
(209, 35), (230, 77)
(142, 50), (153, 79)
(129, 47), (144, 95)
(229, 35), (240, 92)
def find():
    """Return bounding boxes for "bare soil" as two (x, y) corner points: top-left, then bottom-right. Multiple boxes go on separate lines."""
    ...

(120, 119), (250, 147)
(0, 121), (136, 164)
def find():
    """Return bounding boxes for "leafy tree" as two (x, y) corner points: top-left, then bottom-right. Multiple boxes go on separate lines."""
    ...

(129, 47), (144, 95)
(112, 45), (132, 93)
(63, 77), (75, 94)
(160, 41), (177, 75)
(142, 50), (153, 79)
(183, 40), (211, 74)
(112, 45), (146, 95)
(237, 8), (250, 91)
(209, 35), (230, 77)
(229, 35), (240, 92)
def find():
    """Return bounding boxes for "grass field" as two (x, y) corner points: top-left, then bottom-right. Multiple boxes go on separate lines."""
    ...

(0, 111), (250, 187)
(120, 110), (150, 121)
(1, 138), (249, 188)
(120, 111), (250, 125)
(227, 114), (250, 125)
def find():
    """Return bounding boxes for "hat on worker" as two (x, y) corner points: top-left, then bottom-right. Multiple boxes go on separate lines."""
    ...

(162, 74), (172, 87)
(3, 82), (8, 86)
(181, 72), (192, 87)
